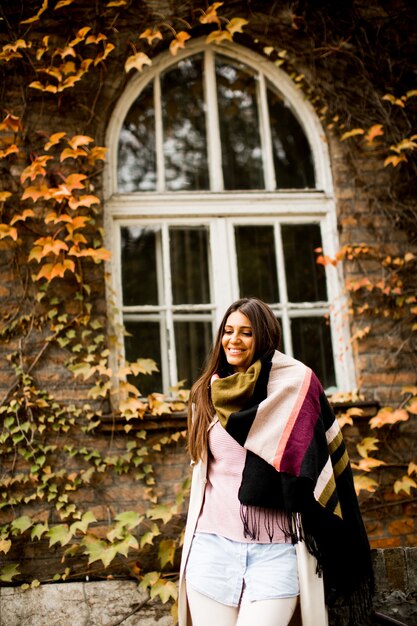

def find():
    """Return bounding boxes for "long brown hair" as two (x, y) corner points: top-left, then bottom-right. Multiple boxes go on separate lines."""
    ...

(187, 298), (282, 461)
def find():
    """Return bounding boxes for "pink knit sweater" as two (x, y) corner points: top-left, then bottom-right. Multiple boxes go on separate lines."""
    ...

(196, 421), (287, 543)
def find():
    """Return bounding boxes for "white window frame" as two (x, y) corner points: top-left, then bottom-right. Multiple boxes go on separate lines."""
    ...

(104, 39), (356, 393)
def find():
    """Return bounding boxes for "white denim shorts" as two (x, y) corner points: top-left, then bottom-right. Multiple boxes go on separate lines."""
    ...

(185, 532), (299, 607)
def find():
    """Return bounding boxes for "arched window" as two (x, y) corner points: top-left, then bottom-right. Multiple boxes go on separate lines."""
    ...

(105, 41), (354, 396)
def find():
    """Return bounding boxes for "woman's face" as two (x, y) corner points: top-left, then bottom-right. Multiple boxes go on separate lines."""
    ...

(221, 310), (255, 373)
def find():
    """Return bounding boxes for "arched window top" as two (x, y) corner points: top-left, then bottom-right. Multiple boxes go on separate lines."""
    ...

(107, 41), (333, 197)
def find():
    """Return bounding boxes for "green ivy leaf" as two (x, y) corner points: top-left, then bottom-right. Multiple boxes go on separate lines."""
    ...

(114, 511), (143, 530)
(47, 524), (73, 547)
(0, 563), (20, 582)
(31, 523), (49, 540)
(158, 539), (176, 568)
(11, 516), (33, 535)
(70, 511), (96, 534)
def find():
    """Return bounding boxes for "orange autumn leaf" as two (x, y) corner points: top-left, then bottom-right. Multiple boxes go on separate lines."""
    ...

(68, 195), (100, 210)
(35, 259), (75, 281)
(226, 18), (249, 35)
(94, 43), (115, 66)
(21, 183), (51, 202)
(87, 146), (107, 163)
(0, 192), (12, 202)
(60, 147), (87, 161)
(45, 212), (73, 225)
(31, 236), (69, 258)
(125, 52), (152, 73)
(29, 81), (58, 93)
(55, 0), (75, 8)
(64, 173), (87, 190)
(67, 135), (94, 150)
(20, 156), (53, 183)
(68, 246), (111, 262)
(384, 154), (407, 167)
(0, 144), (19, 158)
(0, 224), (18, 241)
(205, 30), (232, 44)
(86, 33), (108, 45)
(365, 124), (384, 144)
(369, 407), (409, 429)
(139, 28), (163, 45)
(20, 0), (48, 25)
(0, 113), (22, 133)
(340, 128), (365, 141)
(44, 132), (67, 151)
(169, 32), (191, 56)
(10, 209), (35, 225)
(405, 396), (417, 414)
(199, 2), (223, 25)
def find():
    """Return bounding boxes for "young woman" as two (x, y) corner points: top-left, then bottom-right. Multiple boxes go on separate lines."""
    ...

(178, 298), (373, 626)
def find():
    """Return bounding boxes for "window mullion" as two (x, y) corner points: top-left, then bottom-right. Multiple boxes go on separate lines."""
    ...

(257, 72), (276, 191)
(161, 224), (178, 388)
(154, 75), (165, 192)
(204, 49), (224, 191)
(275, 223), (293, 355)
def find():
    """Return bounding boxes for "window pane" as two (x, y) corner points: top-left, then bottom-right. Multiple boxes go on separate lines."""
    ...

(118, 82), (156, 192)
(175, 320), (212, 389)
(124, 321), (163, 394)
(216, 57), (264, 190)
(235, 225), (279, 302)
(291, 317), (336, 390)
(121, 226), (159, 306)
(282, 224), (327, 302)
(267, 84), (315, 189)
(170, 227), (210, 304)
(161, 54), (209, 191)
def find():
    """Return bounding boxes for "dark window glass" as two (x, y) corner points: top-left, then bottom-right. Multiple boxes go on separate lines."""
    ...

(216, 57), (264, 190)
(170, 227), (210, 305)
(118, 82), (156, 192)
(121, 226), (159, 306)
(267, 84), (315, 189)
(175, 321), (212, 389)
(235, 225), (279, 302)
(161, 55), (209, 191)
(282, 224), (327, 302)
(124, 321), (163, 394)
(291, 316), (336, 389)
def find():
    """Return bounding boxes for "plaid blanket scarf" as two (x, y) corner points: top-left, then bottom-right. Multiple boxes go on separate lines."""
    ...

(211, 350), (374, 623)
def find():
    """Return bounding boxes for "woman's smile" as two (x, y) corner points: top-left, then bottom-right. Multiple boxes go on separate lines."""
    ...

(222, 310), (255, 372)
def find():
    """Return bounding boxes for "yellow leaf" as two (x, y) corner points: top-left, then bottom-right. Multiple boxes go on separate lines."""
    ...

(0, 224), (18, 241)
(0, 191), (12, 202)
(406, 397), (417, 414)
(406, 89), (417, 99)
(199, 2), (223, 25)
(382, 93), (405, 107)
(0, 539), (12, 554)
(394, 475), (417, 495)
(139, 28), (163, 45)
(206, 29), (233, 44)
(226, 18), (249, 35)
(86, 33), (107, 45)
(353, 474), (378, 495)
(351, 457), (386, 472)
(340, 128), (365, 141)
(125, 52), (152, 73)
(169, 32), (191, 56)
(107, 0), (127, 5)
(337, 414), (353, 429)
(408, 462), (417, 476)
(356, 437), (379, 458)
(263, 46), (274, 56)
(369, 407), (409, 428)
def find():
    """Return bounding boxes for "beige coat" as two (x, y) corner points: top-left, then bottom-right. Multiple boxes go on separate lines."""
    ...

(178, 430), (329, 626)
